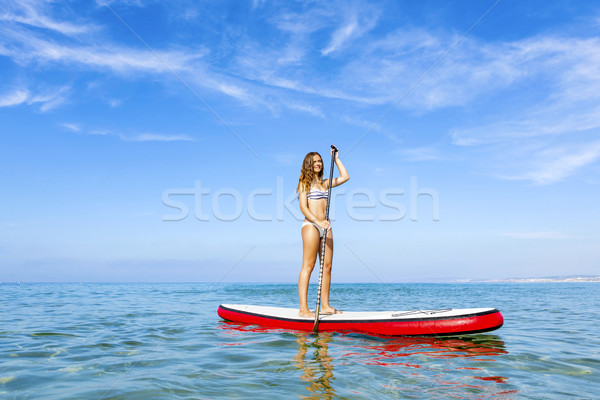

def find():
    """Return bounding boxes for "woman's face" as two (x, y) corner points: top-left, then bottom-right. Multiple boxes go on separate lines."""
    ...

(312, 154), (323, 173)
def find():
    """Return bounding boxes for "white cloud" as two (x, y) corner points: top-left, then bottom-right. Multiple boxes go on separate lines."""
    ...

(285, 102), (324, 118)
(321, 18), (359, 56)
(0, 7), (210, 74)
(445, 36), (600, 184)
(213, 82), (252, 102)
(88, 130), (110, 136)
(0, 89), (28, 107)
(31, 91), (68, 112)
(124, 133), (194, 142)
(273, 7), (332, 35)
(502, 141), (600, 185)
(60, 122), (194, 142)
(0, 22), (263, 106)
(60, 123), (82, 132)
(320, 7), (379, 56)
(453, 132), (600, 185)
(450, 105), (600, 147)
(94, 0), (144, 8)
(1, 0), (95, 36)
(0, 87), (68, 111)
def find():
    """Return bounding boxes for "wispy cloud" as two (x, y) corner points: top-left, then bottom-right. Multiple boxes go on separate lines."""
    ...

(1, 0), (96, 36)
(0, 87), (69, 111)
(31, 87), (70, 112)
(273, 6), (332, 35)
(284, 102), (325, 118)
(450, 107), (600, 147)
(94, 0), (145, 8)
(0, 89), (28, 107)
(0, 26), (201, 73)
(0, 19), (269, 109)
(60, 123), (82, 133)
(321, 6), (379, 56)
(60, 123), (194, 142)
(498, 140), (600, 185)
(446, 36), (600, 184)
(123, 133), (194, 142)
(321, 19), (359, 56)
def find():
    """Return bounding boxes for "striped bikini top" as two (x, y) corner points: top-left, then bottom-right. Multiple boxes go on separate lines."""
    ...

(307, 186), (328, 200)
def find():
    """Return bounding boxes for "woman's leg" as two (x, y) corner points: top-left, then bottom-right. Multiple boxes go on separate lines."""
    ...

(298, 224), (320, 317)
(318, 229), (340, 314)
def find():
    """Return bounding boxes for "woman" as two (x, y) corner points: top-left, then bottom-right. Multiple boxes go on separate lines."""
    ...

(297, 147), (349, 317)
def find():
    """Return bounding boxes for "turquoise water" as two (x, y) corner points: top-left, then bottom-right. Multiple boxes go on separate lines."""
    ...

(1, 283), (599, 399)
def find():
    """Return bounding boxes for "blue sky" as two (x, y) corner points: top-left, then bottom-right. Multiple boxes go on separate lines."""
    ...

(1, 0), (599, 282)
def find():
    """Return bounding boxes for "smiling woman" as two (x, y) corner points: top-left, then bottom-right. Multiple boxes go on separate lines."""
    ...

(297, 147), (349, 318)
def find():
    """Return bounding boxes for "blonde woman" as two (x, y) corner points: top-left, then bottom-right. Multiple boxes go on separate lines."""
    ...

(297, 147), (349, 317)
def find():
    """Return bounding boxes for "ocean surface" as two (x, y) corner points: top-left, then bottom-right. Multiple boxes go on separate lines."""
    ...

(1, 282), (599, 399)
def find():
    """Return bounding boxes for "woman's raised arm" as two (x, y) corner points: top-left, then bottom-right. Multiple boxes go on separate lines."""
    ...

(327, 148), (349, 188)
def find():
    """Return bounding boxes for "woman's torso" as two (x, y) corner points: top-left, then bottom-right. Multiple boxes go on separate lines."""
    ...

(306, 183), (328, 220)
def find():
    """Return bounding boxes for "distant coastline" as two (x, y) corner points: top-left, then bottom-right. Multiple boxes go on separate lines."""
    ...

(461, 275), (600, 283)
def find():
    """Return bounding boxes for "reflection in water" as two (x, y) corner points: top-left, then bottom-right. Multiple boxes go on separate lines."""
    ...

(340, 334), (516, 399)
(219, 322), (516, 398)
(290, 333), (513, 399)
(294, 332), (336, 399)
(344, 334), (509, 366)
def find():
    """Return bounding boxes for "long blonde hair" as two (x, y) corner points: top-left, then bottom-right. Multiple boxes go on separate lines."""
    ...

(297, 152), (323, 193)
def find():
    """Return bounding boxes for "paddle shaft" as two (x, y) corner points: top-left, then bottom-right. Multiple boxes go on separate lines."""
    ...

(313, 145), (337, 333)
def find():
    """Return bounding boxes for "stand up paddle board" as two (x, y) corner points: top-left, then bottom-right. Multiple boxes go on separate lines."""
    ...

(218, 304), (503, 336)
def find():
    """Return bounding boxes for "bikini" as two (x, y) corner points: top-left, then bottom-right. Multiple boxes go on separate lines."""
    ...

(306, 187), (328, 200)
(302, 186), (330, 238)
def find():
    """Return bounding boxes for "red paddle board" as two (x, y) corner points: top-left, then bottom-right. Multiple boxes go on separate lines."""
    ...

(218, 304), (503, 336)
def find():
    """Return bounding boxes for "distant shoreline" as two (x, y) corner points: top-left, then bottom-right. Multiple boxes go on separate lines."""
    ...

(461, 276), (600, 283)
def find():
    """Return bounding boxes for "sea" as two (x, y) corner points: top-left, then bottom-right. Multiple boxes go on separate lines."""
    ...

(1, 282), (599, 399)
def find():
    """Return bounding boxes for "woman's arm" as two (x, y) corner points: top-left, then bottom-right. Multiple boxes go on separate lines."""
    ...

(327, 149), (349, 188)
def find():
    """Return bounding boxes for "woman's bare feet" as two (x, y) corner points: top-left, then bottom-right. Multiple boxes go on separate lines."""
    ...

(298, 309), (315, 318)
(320, 306), (342, 315)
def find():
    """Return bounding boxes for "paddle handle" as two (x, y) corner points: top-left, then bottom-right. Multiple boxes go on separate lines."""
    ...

(313, 145), (338, 333)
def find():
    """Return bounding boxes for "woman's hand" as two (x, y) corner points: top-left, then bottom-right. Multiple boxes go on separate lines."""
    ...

(327, 145), (349, 187)
(330, 145), (339, 159)
(317, 219), (331, 230)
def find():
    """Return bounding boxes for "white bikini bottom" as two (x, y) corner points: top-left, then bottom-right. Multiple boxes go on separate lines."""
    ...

(302, 221), (329, 238)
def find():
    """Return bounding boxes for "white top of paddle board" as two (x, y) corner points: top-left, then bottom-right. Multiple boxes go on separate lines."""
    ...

(220, 304), (496, 321)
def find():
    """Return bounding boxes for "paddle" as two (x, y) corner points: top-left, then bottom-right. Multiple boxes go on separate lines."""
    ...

(313, 145), (338, 333)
